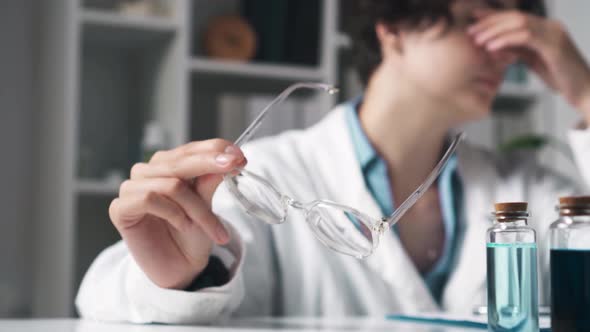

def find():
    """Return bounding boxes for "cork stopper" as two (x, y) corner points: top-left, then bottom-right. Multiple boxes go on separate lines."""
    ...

(559, 196), (590, 207)
(558, 196), (590, 216)
(495, 202), (528, 213)
(494, 202), (529, 222)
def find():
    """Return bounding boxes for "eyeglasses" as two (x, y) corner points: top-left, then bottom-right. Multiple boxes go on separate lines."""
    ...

(224, 82), (465, 258)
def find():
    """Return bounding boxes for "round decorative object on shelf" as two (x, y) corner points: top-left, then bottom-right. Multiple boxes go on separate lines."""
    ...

(203, 15), (257, 61)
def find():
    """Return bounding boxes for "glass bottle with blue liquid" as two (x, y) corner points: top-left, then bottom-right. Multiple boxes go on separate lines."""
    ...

(549, 196), (590, 332)
(487, 202), (539, 332)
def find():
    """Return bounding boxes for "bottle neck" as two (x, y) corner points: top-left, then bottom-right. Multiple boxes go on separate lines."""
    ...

(494, 218), (528, 226)
(558, 207), (590, 217)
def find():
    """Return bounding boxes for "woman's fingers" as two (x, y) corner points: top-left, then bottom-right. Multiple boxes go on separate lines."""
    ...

(130, 149), (244, 180)
(109, 193), (191, 233)
(485, 30), (536, 51)
(468, 10), (544, 53)
(118, 178), (230, 244)
(470, 14), (529, 46)
(110, 138), (249, 246)
(195, 157), (248, 206)
(150, 139), (244, 165)
(467, 9), (506, 34)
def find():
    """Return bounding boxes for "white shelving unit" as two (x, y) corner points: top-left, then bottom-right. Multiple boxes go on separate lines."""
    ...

(189, 57), (325, 81)
(76, 180), (121, 195)
(498, 80), (544, 100)
(34, 0), (191, 317)
(34, 0), (338, 317)
(34, 0), (550, 318)
(81, 9), (178, 30)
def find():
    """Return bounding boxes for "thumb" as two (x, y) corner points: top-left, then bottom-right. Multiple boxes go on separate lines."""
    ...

(195, 174), (224, 206)
(195, 158), (247, 206)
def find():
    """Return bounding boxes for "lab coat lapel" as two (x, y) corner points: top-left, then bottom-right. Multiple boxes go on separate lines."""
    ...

(442, 144), (497, 312)
(369, 222), (441, 313)
(306, 107), (439, 313)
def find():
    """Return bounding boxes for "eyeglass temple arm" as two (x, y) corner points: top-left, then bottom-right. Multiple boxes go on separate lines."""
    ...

(233, 82), (339, 147)
(383, 132), (465, 227)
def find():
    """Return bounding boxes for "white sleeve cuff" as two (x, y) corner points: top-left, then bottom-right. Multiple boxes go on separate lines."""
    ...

(124, 221), (245, 324)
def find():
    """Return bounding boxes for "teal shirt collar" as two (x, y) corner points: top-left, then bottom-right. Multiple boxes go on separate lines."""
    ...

(344, 96), (377, 168)
(343, 98), (463, 304)
(344, 96), (395, 216)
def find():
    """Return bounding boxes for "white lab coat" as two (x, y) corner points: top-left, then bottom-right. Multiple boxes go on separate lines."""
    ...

(76, 105), (590, 324)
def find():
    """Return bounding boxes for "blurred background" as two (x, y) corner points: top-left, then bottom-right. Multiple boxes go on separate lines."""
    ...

(0, 0), (588, 319)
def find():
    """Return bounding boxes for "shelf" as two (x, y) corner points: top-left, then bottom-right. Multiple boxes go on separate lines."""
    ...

(493, 81), (544, 111)
(76, 179), (121, 195)
(189, 57), (325, 81)
(80, 9), (177, 47)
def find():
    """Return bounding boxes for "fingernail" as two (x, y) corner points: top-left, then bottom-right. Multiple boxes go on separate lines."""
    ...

(215, 153), (236, 165)
(224, 145), (239, 154)
(225, 145), (245, 163)
(225, 145), (244, 161)
(216, 223), (229, 243)
(487, 42), (499, 51)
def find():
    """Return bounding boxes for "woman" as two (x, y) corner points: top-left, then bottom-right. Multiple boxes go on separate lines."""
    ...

(76, 0), (590, 324)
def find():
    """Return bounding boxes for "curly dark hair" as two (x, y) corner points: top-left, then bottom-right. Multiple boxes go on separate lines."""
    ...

(349, 0), (546, 85)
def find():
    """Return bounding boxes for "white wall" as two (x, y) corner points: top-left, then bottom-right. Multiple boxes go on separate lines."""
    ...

(0, 0), (37, 317)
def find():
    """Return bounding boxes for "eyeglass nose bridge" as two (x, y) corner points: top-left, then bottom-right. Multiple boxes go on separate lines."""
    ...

(284, 198), (306, 210)
(282, 197), (320, 217)
(283, 198), (333, 223)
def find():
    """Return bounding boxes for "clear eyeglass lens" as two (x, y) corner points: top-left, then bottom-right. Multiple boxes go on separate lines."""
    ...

(226, 172), (288, 224)
(306, 203), (375, 258)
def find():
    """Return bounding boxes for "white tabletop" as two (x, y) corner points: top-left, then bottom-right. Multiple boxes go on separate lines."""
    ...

(0, 317), (483, 332)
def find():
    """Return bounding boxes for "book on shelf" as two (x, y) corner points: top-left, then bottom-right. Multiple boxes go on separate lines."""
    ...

(218, 94), (247, 142)
(242, 0), (289, 64)
(218, 93), (309, 142)
(284, 0), (320, 66)
(245, 94), (298, 139)
(241, 0), (319, 66)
